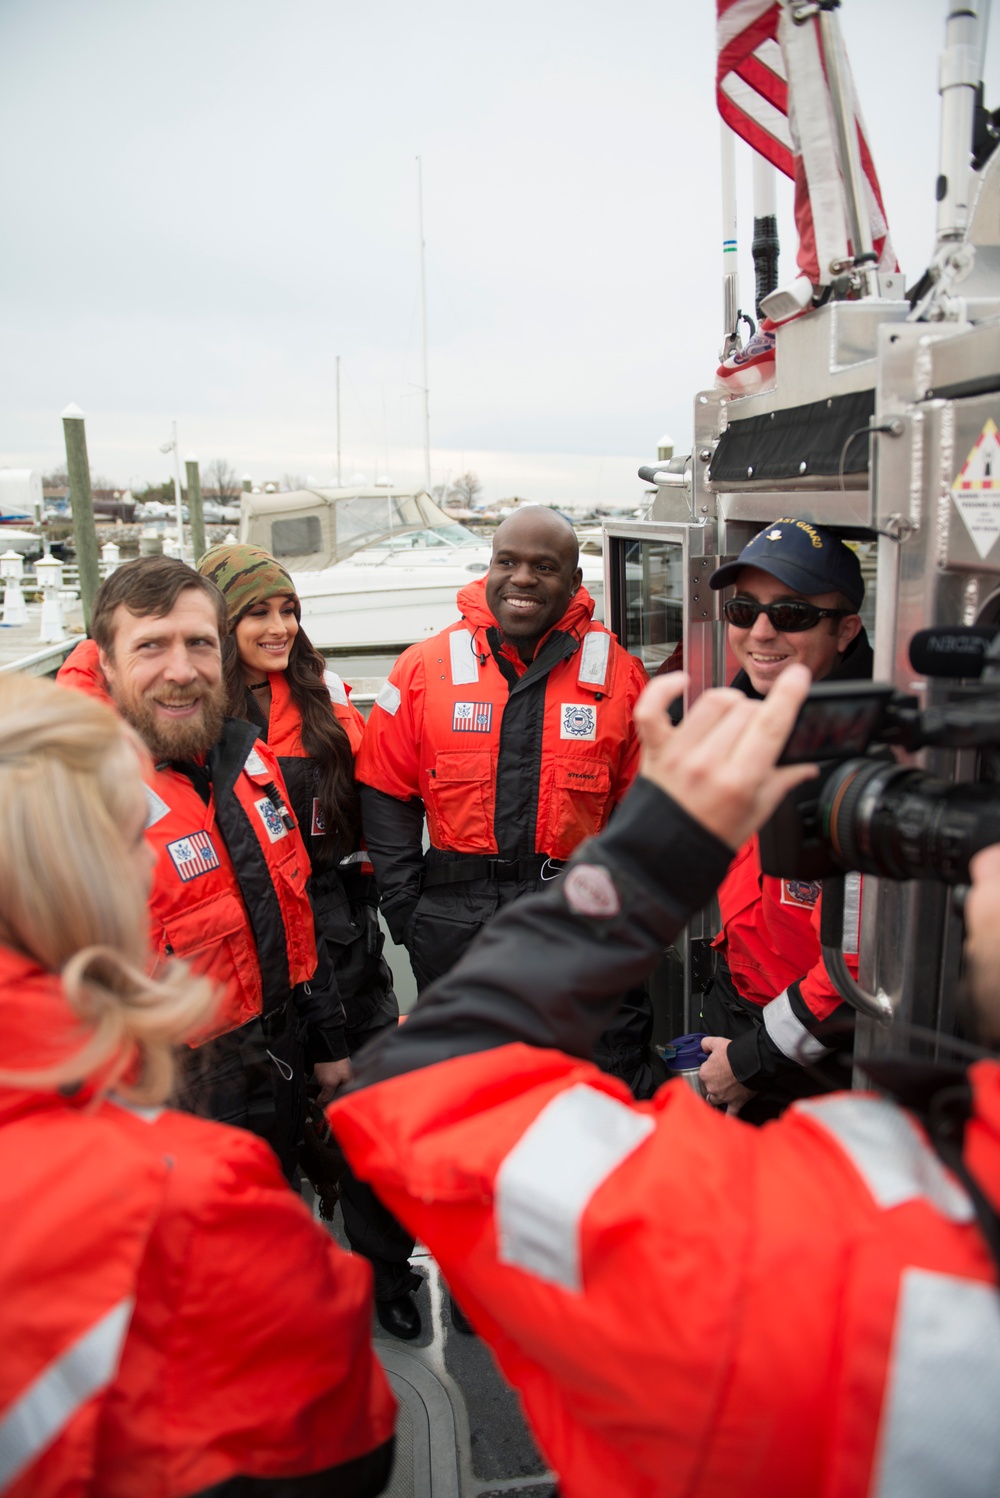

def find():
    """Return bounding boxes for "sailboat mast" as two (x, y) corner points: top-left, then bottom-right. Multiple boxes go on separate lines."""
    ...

(336, 353), (342, 487)
(417, 155), (432, 493)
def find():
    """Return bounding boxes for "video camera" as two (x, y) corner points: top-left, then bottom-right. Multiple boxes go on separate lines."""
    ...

(760, 627), (1000, 886)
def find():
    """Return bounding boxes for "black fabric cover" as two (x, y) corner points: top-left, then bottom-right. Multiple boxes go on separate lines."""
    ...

(710, 387), (875, 484)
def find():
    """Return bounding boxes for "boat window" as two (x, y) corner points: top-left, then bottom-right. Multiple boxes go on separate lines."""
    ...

(368, 524), (482, 551)
(618, 537), (685, 674)
(271, 515), (322, 557)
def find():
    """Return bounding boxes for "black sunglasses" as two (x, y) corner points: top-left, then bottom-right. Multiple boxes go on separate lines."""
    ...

(723, 596), (854, 633)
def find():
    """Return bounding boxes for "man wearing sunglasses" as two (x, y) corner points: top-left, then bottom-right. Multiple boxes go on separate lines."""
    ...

(698, 518), (872, 1122)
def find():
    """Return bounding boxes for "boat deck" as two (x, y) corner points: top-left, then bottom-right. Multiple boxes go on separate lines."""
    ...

(0, 603), (84, 675)
(321, 1202), (555, 1498)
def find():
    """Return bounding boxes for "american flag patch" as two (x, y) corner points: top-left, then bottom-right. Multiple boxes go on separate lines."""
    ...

(453, 701), (492, 733)
(166, 831), (221, 882)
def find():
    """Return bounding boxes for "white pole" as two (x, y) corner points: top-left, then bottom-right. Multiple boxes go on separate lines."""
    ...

(170, 421), (186, 562)
(336, 354), (342, 487)
(417, 155), (432, 493)
(720, 124), (740, 358)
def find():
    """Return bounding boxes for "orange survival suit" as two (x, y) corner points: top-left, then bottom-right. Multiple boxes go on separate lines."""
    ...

(330, 775), (1000, 1498)
(702, 637), (872, 1120)
(0, 944), (395, 1498)
(57, 642), (346, 1177)
(241, 666), (418, 1303)
(356, 579), (653, 1089)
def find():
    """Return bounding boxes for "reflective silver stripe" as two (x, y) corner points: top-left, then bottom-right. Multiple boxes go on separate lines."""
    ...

(762, 988), (833, 1062)
(794, 1095), (973, 1221)
(338, 850), (367, 867)
(842, 871), (861, 955)
(874, 1268), (1000, 1498)
(143, 784), (169, 829)
(0, 1297), (133, 1488)
(577, 630), (610, 688)
(375, 681), (401, 716)
(495, 1084), (654, 1293)
(448, 629), (480, 685)
(107, 1095), (164, 1123)
(323, 669), (349, 705)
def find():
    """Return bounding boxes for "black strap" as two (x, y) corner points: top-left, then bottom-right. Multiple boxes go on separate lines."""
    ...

(422, 853), (565, 889)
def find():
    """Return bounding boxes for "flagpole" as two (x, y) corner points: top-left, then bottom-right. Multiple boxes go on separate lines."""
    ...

(720, 123), (741, 358)
(817, 7), (879, 297)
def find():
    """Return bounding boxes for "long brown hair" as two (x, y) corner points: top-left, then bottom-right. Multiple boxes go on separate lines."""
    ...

(221, 624), (361, 863)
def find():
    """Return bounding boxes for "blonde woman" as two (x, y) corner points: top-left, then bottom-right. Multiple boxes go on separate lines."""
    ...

(0, 674), (395, 1497)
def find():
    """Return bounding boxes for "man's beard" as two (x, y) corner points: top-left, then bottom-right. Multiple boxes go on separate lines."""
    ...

(120, 684), (227, 762)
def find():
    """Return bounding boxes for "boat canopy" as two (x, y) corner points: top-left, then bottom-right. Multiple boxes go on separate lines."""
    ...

(239, 486), (482, 572)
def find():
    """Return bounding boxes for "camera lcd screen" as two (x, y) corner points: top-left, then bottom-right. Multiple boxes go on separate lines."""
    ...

(777, 683), (894, 765)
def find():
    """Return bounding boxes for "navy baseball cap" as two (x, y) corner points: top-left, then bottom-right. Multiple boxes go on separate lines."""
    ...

(709, 518), (864, 609)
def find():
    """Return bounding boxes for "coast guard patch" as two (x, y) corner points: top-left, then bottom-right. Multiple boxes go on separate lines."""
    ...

(166, 831), (221, 882)
(311, 797), (326, 836)
(561, 704), (597, 740)
(255, 796), (288, 843)
(453, 701), (492, 733)
(780, 878), (821, 909)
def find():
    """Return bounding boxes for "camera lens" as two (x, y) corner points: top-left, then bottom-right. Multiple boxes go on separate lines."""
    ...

(822, 758), (1000, 883)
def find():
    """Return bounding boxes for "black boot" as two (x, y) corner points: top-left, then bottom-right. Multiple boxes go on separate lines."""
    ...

(376, 1292), (421, 1340)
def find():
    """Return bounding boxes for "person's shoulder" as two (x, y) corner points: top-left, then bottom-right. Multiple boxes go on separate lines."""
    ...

(101, 1096), (293, 1211)
(55, 638), (113, 704)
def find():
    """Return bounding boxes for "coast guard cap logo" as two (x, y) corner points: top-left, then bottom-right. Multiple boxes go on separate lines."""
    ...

(561, 704), (597, 740)
(563, 863), (621, 920)
(453, 701), (493, 733)
(166, 831), (221, 882)
(781, 878), (821, 908)
(255, 796), (288, 843)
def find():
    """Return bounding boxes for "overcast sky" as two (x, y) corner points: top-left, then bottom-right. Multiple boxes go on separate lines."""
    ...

(1, 0), (996, 505)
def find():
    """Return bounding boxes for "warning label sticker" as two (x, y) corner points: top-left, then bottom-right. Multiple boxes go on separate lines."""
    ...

(951, 417), (1000, 560)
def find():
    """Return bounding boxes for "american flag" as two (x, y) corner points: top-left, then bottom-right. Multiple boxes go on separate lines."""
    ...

(716, 0), (896, 282)
(166, 830), (221, 882)
(717, 0), (793, 174)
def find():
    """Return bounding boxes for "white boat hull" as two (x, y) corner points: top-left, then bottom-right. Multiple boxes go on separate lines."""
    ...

(294, 546), (605, 654)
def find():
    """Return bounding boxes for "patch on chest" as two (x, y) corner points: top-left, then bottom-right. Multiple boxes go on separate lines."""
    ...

(311, 796), (326, 836)
(560, 703), (597, 740)
(254, 796), (289, 843)
(453, 701), (493, 733)
(780, 878), (821, 909)
(166, 831), (221, 882)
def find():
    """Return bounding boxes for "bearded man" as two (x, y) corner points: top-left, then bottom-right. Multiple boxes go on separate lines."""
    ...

(58, 556), (349, 1179)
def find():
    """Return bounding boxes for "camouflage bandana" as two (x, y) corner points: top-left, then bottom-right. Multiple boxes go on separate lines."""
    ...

(197, 543), (300, 626)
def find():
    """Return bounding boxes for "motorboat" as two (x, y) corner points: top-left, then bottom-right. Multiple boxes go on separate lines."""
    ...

(239, 485), (604, 655)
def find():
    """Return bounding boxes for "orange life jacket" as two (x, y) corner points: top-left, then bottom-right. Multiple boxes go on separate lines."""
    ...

(331, 1043), (1000, 1498)
(57, 641), (317, 1040)
(0, 945), (395, 1497)
(356, 579), (647, 859)
(713, 832), (859, 1020)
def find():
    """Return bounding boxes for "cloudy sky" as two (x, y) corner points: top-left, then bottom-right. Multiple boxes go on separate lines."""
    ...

(1, 0), (995, 505)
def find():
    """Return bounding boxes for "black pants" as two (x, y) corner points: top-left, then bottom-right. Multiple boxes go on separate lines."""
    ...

(338, 994), (420, 1302)
(406, 866), (660, 1100)
(175, 1005), (307, 1182)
